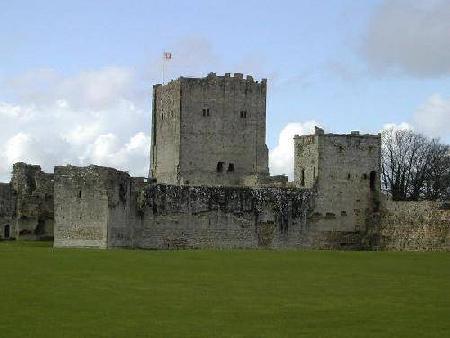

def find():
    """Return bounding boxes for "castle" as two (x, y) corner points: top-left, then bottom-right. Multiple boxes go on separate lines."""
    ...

(0, 73), (448, 250)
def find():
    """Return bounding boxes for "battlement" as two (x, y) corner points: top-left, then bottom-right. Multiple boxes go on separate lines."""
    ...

(156, 73), (267, 88)
(294, 127), (381, 140)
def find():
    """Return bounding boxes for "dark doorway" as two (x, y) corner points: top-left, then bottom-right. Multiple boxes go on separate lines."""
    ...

(35, 219), (46, 236)
(370, 171), (377, 191)
(4, 224), (10, 239)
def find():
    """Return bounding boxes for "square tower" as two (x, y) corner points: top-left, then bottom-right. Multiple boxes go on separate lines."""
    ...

(294, 127), (381, 232)
(150, 73), (269, 186)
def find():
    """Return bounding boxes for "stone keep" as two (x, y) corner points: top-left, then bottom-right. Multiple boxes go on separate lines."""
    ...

(150, 73), (269, 186)
(294, 127), (381, 235)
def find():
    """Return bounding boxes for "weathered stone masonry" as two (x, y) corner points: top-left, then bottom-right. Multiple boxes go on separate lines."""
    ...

(151, 73), (271, 187)
(0, 163), (54, 240)
(0, 182), (14, 240)
(53, 165), (321, 249)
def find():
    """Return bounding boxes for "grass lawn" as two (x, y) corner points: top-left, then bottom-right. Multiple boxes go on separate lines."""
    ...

(0, 241), (449, 337)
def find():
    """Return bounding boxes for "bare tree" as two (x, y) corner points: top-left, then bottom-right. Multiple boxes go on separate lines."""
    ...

(381, 128), (449, 201)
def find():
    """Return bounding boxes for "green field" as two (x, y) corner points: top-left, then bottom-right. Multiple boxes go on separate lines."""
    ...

(0, 242), (449, 337)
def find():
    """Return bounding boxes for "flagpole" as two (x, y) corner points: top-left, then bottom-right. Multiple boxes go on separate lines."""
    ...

(162, 57), (165, 84)
(162, 52), (172, 85)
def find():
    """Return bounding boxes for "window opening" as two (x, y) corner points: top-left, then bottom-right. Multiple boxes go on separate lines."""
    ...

(227, 163), (235, 172)
(216, 162), (224, 172)
(4, 224), (10, 239)
(301, 169), (305, 186)
(370, 171), (377, 191)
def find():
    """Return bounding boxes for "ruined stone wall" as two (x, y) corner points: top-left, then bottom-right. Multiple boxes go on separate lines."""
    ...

(150, 81), (181, 184)
(294, 130), (381, 233)
(378, 200), (450, 251)
(54, 165), (130, 248)
(0, 183), (14, 239)
(133, 184), (314, 249)
(10, 163), (54, 240)
(51, 165), (450, 251)
(54, 165), (322, 249)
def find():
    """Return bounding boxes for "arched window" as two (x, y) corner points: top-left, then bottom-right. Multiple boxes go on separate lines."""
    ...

(370, 171), (377, 191)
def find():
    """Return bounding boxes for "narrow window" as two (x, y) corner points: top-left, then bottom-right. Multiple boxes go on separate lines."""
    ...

(347, 173), (351, 180)
(370, 171), (377, 191)
(216, 162), (224, 172)
(4, 224), (10, 239)
(313, 167), (316, 178)
(202, 108), (210, 117)
(301, 169), (305, 186)
(78, 190), (82, 198)
(363, 173), (368, 180)
(240, 110), (247, 118)
(227, 163), (235, 172)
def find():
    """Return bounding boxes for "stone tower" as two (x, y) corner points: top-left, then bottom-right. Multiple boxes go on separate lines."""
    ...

(294, 127), (381, 233)
(150, 72), (269, 186)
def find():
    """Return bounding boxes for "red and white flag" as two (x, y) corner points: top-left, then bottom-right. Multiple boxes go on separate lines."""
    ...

(163, 52), (172, 60)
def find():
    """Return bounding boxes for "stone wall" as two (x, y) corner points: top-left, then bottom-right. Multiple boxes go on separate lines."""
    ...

(54, 165), (130, 248)
(10, 163), (54, 240)
(54, 165), (325, 249)
(133, 184), (315, 249)
(151, 80), (181, 184)
(0, 183), (14, 239)
(294, 129), (381, 233)
(378, 200), (450, 251)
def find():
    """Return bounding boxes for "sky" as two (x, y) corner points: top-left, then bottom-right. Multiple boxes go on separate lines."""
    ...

(0, 0), (449, 181)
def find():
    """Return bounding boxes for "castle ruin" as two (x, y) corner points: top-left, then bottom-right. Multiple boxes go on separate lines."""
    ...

(0, 73), (449, 250)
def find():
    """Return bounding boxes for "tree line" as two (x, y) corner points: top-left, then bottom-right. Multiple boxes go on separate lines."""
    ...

(381, 128), (450, 201)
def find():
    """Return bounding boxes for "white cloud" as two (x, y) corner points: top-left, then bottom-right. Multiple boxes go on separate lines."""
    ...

(413, 94), (450, 138)
(380, 94), (450, 140)
(0, 102), (35, 120)
(363, 0), (450, 77)
(0, 66), (150, 182)
(6, 67), (137, 110)
(4, 133), (34, 164)
(381, 122), (413, 132)
(269, 121), (319, 179)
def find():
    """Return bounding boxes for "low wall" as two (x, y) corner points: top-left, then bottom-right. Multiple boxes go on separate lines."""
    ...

(51, 164), (450, 251)
(379, 200), (450, 251)
(131, 184), (315, 249)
